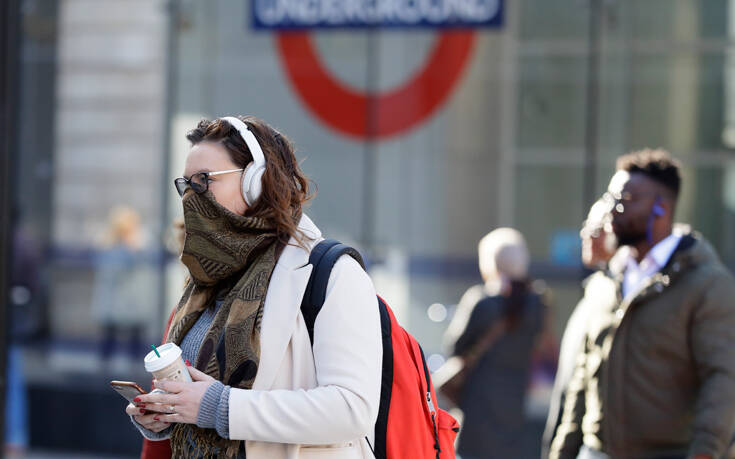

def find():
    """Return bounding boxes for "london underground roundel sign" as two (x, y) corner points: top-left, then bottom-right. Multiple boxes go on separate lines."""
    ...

(275, 30), (477, 140)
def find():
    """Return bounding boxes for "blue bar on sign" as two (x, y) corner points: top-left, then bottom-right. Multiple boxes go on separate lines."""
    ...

(251, 0), (504, 30)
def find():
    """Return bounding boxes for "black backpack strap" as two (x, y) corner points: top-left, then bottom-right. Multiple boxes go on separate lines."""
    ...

(419, 345), (441, 459)
(300, 239), (365, 345)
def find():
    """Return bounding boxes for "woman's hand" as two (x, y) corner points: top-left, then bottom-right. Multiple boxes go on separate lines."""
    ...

(126, 402), (170, 433)
(136, 365), (216, 425)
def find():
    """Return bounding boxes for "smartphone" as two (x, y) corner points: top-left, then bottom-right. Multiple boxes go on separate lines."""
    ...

(110, 380), (147, 404)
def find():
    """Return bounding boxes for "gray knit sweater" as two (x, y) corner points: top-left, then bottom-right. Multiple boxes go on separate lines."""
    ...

(132, 300), (231, 441)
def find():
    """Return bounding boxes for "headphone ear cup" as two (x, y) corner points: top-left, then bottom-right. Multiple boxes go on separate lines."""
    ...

(241, 162), (265, 206)
(248, 167), (265, 205)
(241, 163), (253, 205)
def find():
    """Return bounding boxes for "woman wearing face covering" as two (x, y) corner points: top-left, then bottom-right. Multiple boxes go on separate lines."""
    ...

(125, 116), (382, 459)
(443, 228), (547, 459)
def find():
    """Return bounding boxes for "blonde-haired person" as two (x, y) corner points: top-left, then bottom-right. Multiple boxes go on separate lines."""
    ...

(444, 228), (547, 459)
(91, 205), (152, 364)
(104, 206), (143, 250)
(126, 116), (381, 458)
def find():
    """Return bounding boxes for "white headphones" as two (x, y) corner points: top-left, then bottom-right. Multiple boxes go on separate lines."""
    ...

(220, 116), (266, 206)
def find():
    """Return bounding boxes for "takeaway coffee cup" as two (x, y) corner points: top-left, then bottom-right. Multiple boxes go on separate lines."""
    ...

(144, 343), (192, 383)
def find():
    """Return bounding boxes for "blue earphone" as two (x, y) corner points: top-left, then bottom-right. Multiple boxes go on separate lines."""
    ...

(647, 196), (666, 243)
(652, 197), (666, 217)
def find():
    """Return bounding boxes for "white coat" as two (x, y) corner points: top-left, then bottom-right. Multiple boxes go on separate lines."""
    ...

(228, 214), (382, 458)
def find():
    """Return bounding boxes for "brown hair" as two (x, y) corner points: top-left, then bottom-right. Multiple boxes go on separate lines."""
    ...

(186, 116), (314, 247)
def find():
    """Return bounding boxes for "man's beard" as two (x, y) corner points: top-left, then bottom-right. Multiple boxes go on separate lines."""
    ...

(614, 226), (646, 247)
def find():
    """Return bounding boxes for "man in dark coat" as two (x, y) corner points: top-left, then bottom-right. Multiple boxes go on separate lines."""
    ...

(550, 149), (735, 459)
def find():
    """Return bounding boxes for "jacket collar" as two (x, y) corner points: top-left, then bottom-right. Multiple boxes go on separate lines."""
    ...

(627, 233), (681, 273)
(272, 213), (322, 270)
(608, 226), (708, 309)
(608, 224), (696, 278)
(252, 213), (322, 390)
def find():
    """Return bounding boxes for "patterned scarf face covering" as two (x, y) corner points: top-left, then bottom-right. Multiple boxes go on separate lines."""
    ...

(167, 190), (279, 458)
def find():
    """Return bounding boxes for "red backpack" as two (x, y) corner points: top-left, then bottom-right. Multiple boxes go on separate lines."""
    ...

(301, 239), (460, 459)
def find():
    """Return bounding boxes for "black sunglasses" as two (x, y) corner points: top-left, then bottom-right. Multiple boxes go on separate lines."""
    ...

(174, 168), (243, 197)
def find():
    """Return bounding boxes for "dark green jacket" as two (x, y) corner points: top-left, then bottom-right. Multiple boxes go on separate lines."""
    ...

(550, 232), (735, 459)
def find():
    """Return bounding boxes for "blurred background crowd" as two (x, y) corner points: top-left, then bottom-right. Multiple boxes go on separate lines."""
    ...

(2, 0), (735, 457)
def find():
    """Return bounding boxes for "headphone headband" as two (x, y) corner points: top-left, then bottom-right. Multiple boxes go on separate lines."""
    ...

(220, 116), (266, 169)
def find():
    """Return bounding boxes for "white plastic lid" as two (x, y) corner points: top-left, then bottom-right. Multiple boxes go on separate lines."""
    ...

(144, 343), (182, 373)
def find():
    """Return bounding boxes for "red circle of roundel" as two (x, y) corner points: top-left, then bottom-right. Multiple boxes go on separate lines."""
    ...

(276, 30), (476, 140)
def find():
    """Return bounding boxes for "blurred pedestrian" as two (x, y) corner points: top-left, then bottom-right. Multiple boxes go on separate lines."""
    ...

(541, 198), (615, 458)
(129, 116), (381, 458)
(91, 206), (153, 366)
(550, 149), (735, 459)
(444, 228), (546, 459)
(4, 214), (41, 457)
